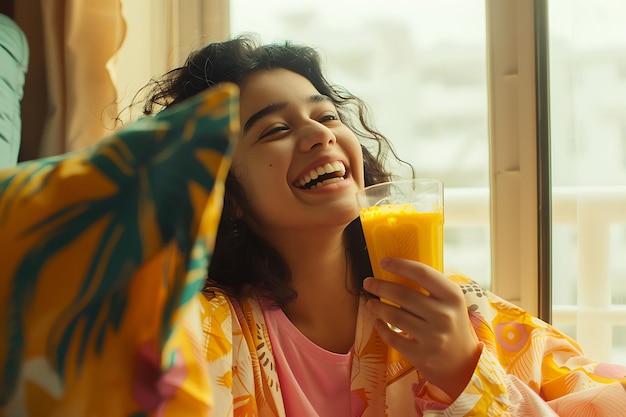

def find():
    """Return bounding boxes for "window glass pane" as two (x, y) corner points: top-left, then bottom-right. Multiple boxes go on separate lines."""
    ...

(615, 326), (626, 363)
(230, 0), (491, 288)
(549, 0), (626, 363)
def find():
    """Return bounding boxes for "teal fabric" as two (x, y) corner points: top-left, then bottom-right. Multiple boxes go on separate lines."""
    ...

(0, 14), (28, 168)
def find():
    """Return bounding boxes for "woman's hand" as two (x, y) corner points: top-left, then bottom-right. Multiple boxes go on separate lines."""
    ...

(363, 257), (482, 400)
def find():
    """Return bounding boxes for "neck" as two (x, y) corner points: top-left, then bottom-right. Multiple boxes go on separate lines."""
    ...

(268, 225), (352, 289)
(266, 225), (360, 353)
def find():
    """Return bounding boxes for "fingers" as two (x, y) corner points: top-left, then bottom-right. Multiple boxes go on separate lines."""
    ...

(364, 276), (431, 318)
(363, 258), (468, 333)
(372, 317), (417, 352)
(366, 296), (424, 332)
(377, 257), (460, 301)
(362, 257), (449, 318)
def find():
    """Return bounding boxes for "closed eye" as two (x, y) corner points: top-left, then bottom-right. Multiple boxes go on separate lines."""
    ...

(319, 113), (339, 123)
(259, 125), (289, 140)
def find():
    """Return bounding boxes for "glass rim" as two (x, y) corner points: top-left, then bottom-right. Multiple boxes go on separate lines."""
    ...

(357, 178), (444, 194)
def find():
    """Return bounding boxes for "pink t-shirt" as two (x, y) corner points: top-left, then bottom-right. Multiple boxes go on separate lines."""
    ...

(262, 303), (353, 417)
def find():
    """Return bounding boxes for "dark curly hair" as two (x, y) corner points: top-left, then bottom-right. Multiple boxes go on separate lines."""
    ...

(139, 35), (412, 306)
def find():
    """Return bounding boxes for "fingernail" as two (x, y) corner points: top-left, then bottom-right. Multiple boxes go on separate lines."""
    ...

(363, 277), (372, 290)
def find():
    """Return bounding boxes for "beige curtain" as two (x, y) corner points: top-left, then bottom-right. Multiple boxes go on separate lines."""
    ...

(13, 0), (228, 160)
(40, 0), (126, 156)
(114, 0), (229, 125)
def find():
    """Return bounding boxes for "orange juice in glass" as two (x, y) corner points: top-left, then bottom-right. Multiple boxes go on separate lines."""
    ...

(356, 179), (443, 303)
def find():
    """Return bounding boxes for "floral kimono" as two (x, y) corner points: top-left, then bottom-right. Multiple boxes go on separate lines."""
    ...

(200, 273), (626, 417)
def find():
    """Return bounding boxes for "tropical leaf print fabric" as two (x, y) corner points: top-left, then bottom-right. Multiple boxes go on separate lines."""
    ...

(0, 83), (239, 417)
(201, 273), (626, 417)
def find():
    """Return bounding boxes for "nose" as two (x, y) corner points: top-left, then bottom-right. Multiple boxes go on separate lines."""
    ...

(296, 122), (337, 152)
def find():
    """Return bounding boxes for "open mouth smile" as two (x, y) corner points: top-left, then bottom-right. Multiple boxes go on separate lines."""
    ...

(294, 161), (347, 189)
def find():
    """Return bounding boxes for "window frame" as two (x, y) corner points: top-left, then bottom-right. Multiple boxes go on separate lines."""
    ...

(485, 0), (549, 320)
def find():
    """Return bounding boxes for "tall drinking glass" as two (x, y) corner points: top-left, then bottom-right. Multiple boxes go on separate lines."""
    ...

(356, 178), (444, 304)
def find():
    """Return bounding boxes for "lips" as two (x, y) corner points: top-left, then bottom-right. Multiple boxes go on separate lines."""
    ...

(294, 161), (347, 189)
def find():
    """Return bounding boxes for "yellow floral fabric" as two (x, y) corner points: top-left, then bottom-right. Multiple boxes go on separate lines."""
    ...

(200, 273), (626, 417)
(0, 84), (239, 417)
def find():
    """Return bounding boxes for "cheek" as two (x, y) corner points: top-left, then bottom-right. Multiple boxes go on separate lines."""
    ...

(340, 130), (366, 187)
(352, 148), (366, 188)
(231, 149), (273, 182)
(231, 158), (282, 209)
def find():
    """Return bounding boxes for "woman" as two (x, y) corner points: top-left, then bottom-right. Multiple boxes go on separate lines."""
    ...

(142, 35), (626, 416)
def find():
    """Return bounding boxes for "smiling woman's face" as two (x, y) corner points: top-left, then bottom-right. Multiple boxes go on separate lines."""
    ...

(231, 68), (365, 236)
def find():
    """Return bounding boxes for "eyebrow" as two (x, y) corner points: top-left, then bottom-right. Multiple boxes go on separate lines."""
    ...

(242, 94), (332, 133)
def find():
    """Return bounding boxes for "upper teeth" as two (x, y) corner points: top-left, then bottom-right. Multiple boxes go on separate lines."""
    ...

(296, 161), (346, 188)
